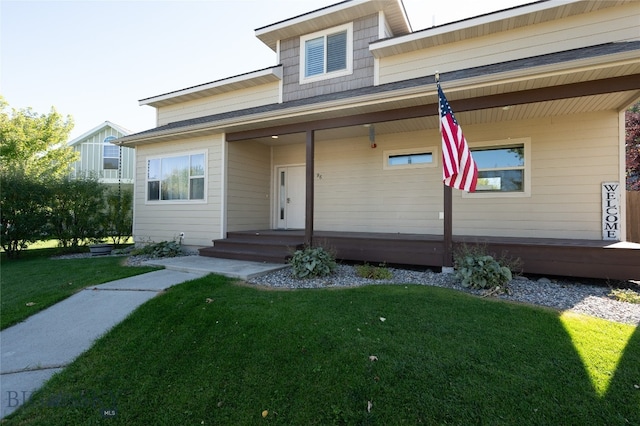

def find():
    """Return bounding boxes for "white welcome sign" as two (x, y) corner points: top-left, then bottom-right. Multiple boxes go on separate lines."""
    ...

(602, 182), (621, 240)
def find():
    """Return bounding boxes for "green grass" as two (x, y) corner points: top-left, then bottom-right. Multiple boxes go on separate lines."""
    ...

(6, 276), (639, 425)
(1, 248), (158, 330)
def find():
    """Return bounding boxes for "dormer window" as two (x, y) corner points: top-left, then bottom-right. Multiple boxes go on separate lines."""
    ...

(300, 23), (353, 84)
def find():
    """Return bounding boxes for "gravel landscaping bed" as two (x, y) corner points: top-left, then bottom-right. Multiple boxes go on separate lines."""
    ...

(247, 264), (640, 326)
(53, 253), (640, 325)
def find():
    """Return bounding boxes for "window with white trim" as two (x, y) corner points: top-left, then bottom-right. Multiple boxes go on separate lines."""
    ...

(464, 139), (531, 198)
(147, 152), (205, 202)
(384, 148), (437, 170)
(300, 23), (353, 83)
(103, 136), (119, 170)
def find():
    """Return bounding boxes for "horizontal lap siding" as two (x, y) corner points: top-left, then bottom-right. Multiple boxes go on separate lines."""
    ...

(272, 111), (618, 239)
(226, 141), (271, 231)
(156, 83), (280, 126)
(273, 133), (444, 234)
(453, 111), (619, 238)
(378, 4), (639, 84)
(133, 136), (223, 248)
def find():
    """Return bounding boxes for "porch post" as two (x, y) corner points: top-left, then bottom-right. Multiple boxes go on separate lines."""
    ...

(443, 184), (453, 267)
(305, 129), (315, 246)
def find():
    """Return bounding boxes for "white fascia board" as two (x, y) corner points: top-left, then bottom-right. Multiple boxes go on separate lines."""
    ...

(255, 0), (369, 40)
(67, 121), (131, 146)
(104, 121), (133, 137)
(139, 66), (283, 107)
(370, 0), (577, 58)
(121, 48), (636, 146)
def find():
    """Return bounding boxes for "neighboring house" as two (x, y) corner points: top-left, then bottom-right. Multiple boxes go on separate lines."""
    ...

(117, 0), (640, 279)
(68, 121), (135, 186)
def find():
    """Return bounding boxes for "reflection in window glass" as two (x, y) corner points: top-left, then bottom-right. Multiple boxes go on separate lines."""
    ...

(103, 158), (119, 170)
(103, 139), (120, 170)
(388, 153), (432, 166)
(148, 181), (160, 200)
(161, 156), (189, 200)
(472, 145), (525, 192)
(190, 154), (205, 176)
(473, 146), (524, 169)
(148, 159), (160, 180)
(146, 154), (205, 201)
(477, 170), (524, 192)
(190, 177), (205, 200)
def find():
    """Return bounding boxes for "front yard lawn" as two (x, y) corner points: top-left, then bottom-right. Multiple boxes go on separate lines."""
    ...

(6, 275), (639, 425)
(1, 249), (158, 330)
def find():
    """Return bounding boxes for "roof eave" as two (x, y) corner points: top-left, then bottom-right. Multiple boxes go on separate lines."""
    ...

(139, 66), (283, 108)
(370, 0), (578, 58)
(255, 0), (410, 51)
(67, 121), (131, 146)
(118, 48), (639, 148)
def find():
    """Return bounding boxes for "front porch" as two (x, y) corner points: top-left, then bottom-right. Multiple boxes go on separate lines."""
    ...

(199, 230), (640, 281)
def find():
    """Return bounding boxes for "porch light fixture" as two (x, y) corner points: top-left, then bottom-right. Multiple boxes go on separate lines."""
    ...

(271, 135), (279, 139)
(502, 105), (513, 111)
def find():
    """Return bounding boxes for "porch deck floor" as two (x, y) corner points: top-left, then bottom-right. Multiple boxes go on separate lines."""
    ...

(199, 230), (640, 281)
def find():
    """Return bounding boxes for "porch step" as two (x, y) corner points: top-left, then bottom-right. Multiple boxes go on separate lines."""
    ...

(198, 231), (304, 264)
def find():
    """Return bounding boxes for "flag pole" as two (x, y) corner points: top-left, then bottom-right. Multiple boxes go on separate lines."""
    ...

(436, 71), (454, 268)
(443, 184), (453, 267)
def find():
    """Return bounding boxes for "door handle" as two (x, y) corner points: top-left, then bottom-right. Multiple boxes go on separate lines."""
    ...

(287, 198), (291, 204)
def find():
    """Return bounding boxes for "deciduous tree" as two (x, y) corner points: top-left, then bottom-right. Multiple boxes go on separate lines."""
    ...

(0, 96), (76, 180)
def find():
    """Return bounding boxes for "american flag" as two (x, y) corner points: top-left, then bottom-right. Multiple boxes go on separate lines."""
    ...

(438, 81), (478, 192)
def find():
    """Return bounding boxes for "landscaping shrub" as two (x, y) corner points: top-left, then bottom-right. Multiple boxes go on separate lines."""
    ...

(289, 246), (337, 278)
(105, 187), (133, 246)
(609, 288), (640, 304)
(454, 245), (513, 290)
(355, 262), (392, 280)
(47, 176), (107, 249)
(0, 172), (50, 257)
(131, 240), (183, 258)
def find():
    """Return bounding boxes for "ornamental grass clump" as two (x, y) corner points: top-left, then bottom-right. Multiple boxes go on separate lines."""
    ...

(355, 263), (393, 280)
(454, 245), (513, 291)
(289, 246), (337, 279)
(608, 288), (640, 304)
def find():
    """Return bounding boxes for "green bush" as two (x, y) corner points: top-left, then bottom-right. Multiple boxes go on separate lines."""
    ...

(289, 246), (337, 279)
(454, 246), (512, 290)
(355, 263), (393, 280)
(608, 288), (640, 304)
(105, 187), (133, 246)
(131, 240), (183, 258)
(47, 176), (107, 249)
(0, 172), (50, 257)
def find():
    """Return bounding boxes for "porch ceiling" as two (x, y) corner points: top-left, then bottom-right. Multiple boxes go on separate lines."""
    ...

(228, 58), (640, 143)
(237, 74), (640, 145)
(251, 86), (640, 146)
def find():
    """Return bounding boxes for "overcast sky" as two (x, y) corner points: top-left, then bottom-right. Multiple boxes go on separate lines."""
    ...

(1, 0), (533, 140)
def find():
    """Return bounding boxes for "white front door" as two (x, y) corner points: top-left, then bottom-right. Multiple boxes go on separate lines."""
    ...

(276, 166), (305, 229)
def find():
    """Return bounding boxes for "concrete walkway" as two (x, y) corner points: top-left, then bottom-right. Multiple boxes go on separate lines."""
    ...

(0, 257), (287, 418)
